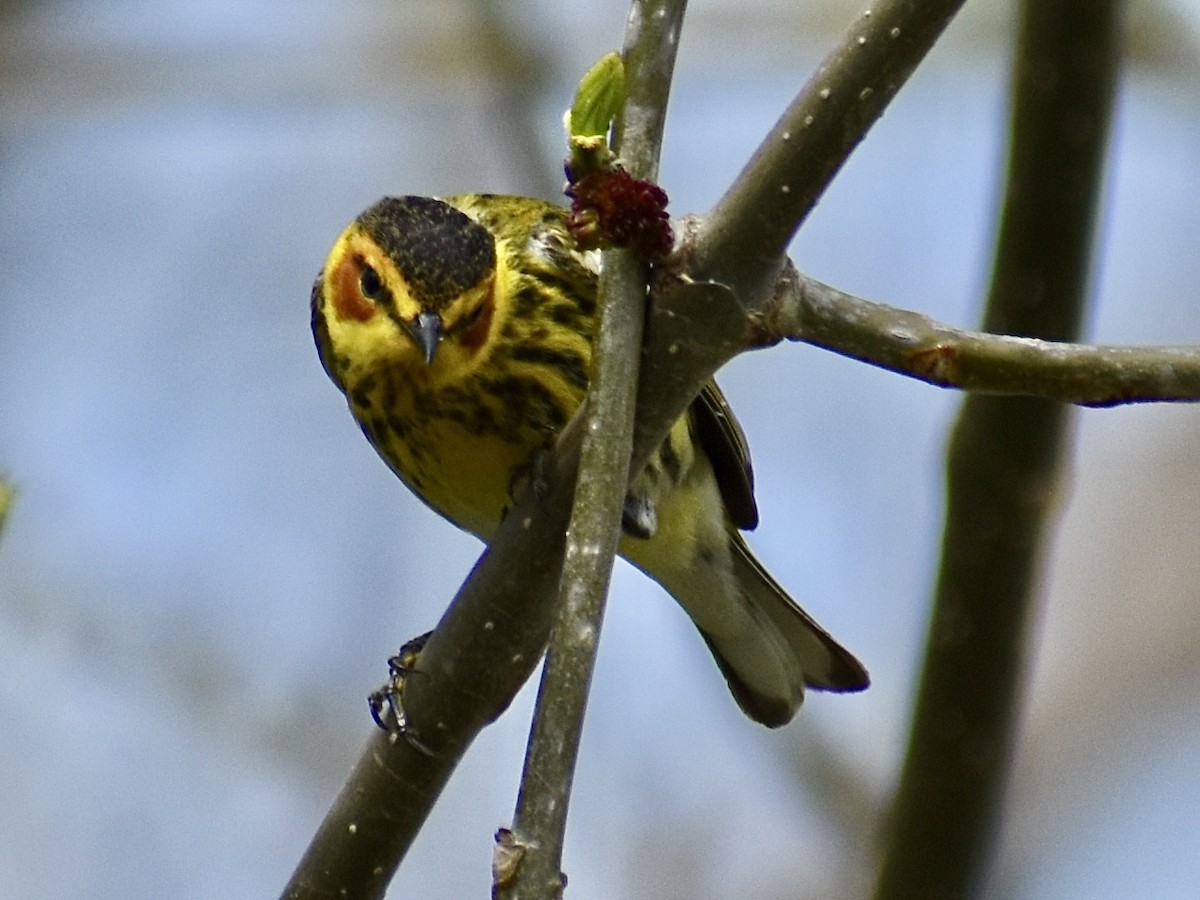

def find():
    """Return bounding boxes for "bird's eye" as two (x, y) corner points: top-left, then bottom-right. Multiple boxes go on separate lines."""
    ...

(359, 265), (385, 300)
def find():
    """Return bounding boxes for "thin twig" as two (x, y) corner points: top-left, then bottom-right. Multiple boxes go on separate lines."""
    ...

(502, 251), (650, 900)
(762, 266), (1200, 407)
(500, 5), (685, 894)
(874, 1), (1125, 898)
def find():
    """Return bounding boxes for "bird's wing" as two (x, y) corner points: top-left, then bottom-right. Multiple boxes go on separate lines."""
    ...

(690, 381), (759, 530)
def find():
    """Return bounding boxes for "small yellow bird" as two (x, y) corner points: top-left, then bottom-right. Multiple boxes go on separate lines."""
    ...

(311, 194), (868, 726)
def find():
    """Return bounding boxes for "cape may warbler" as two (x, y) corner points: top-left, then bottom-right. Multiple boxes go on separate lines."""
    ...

(311, 194), (867, 726)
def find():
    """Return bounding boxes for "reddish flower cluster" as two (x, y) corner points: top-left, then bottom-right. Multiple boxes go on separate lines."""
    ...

(566, 167), (674, 263)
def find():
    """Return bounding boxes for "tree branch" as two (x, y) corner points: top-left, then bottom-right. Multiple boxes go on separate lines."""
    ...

(874, 1), (1126, 897)
(500, 4), (685, 895)
(689, 0), (970, 303)
(762, 265), (1200, 406)
(501, 250), (650, 900)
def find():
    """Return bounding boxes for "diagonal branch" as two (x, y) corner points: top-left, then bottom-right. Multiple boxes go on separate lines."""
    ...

(689, 0), (970, 303)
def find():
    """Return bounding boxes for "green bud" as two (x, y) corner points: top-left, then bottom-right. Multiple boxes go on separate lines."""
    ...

(569, 51), (625, 139)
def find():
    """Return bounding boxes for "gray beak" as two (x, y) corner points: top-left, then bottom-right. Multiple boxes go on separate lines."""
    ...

(407, 310), (443, 365)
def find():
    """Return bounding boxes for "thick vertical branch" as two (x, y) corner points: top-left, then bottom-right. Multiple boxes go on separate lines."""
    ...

(874, 2), (1124, 898)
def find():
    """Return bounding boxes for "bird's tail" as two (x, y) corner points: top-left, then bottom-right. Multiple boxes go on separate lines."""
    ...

(700, 534), (869, 726)
(624, 521), (869, 727)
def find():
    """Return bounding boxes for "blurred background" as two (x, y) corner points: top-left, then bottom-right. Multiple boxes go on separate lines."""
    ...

(2, 0), (1200, 897)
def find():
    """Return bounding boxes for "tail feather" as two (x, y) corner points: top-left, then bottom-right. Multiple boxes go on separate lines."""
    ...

(626, 528), (868, 727)
(693, 537), (868, 728)
(699, 630), (797, 728)
(728, 533), (870, 694)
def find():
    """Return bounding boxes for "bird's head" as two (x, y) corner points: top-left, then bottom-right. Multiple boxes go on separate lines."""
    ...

(312, 196), (499, 388)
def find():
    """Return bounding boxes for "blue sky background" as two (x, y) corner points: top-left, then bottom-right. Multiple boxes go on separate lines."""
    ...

(2, 1), (1200, 897)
